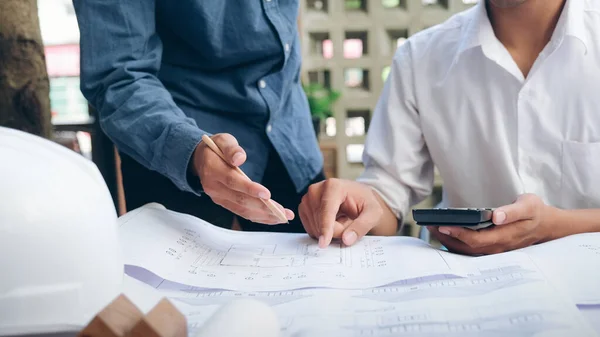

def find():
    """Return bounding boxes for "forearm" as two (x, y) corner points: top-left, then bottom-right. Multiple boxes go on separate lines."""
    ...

(96, 75), (206, 195)
(354, 46), (431, 237)
(74, 0), (206, 193)
(544, 206), (600, 241)
(369, 190), (401, 236)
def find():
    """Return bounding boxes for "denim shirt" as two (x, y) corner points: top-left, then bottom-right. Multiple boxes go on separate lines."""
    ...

(73, 0), (323, 194)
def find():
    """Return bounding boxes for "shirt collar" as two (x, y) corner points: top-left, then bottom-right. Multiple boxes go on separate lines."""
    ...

(454, 1), (488, 58)
(556, 0), (588, 54)
(454, 0), (588, 62)
(450, 1), (499, 70)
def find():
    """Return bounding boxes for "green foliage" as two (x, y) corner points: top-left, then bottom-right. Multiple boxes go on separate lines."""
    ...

(303, 83), (341, 121)
(345, 0), (363, 9)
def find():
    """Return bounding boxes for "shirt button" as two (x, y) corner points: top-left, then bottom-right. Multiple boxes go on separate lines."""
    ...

(259, 80), (266, 89)
(284, 43), (290, 52)
(266, 124), (272, 133)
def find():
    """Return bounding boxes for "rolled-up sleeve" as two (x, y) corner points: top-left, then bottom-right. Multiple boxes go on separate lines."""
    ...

(73, 0), (206, 194)
(357, 44), (434, 220)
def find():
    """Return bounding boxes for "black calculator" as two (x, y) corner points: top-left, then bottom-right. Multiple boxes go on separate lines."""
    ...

(413, 208), (495, 230)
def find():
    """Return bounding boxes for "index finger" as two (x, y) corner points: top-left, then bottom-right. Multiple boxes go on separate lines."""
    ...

(318, 180), (345, 248)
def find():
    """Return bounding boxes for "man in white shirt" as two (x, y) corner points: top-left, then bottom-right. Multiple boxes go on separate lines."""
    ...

(299, 0), (600, 255)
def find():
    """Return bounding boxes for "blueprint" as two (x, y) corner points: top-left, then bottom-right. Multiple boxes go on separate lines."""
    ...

(125, 254), (539, 306)
(119, 205), (472, 291)
(119, 205), (599, 336)
(124, 252), (596, 337)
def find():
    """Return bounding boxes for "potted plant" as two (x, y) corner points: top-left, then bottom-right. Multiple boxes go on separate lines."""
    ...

(303, 83), (341, 137)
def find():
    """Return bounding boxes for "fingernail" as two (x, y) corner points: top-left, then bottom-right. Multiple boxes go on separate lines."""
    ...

(495, 211), (506, 225)
(343, 231), (358, 245)
(232, 152), (244, 165)
(439, 227), (451, 235)
(318, 235), (327, 248)
(258, 191), (269, 199)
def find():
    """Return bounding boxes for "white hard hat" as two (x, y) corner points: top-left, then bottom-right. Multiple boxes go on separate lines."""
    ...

(0, 127), (123, 335)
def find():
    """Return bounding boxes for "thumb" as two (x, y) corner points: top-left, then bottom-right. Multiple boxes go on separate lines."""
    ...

(341, 206), (379, 246)
(212, 133), (246, 167)
(494, 194), (535, 225)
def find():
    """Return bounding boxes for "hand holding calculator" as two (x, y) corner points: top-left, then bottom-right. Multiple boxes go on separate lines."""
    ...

(412, 208), (496, 230)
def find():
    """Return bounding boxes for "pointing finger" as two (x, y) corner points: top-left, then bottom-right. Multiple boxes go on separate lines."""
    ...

(318, 180), (345, 248)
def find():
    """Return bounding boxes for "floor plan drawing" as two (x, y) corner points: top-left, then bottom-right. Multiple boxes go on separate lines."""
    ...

(120, 206), (492, 290)
(219, 242), (347, 268)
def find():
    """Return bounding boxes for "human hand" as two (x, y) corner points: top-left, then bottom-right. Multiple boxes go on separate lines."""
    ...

(428, 194), (553, 255)
(192, 133), (294, 224)
(299, 179), (393, 248)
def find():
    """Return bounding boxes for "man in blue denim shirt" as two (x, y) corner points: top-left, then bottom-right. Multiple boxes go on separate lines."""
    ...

(73, 1), (324, 232)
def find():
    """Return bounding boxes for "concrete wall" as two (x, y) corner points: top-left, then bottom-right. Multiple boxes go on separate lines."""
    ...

(300, 0), (477, 179)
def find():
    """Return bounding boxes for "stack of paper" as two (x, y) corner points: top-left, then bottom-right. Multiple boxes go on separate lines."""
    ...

(119, 204), (600, 337)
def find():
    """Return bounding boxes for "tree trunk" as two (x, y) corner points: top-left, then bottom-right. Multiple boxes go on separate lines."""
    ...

(0, 0), (51, 139)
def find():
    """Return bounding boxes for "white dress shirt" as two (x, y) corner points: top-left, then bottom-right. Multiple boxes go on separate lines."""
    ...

(357, 0), (600, 220)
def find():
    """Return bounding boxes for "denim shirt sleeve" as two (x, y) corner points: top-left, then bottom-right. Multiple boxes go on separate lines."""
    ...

(73, 0), (206, 194)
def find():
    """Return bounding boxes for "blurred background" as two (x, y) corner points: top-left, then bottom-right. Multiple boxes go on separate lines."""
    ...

(39, 0), (479, 236)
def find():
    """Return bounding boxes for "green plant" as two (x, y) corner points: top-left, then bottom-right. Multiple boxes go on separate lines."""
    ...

(303, 83), (341, 121)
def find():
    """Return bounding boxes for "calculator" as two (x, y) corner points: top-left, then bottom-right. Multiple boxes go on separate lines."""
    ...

(412, 208), (496, 230)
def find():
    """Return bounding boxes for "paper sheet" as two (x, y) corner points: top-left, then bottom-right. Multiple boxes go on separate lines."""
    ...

(125, 252), (597, 337)
(579, 306), (600, 336)
(118, 205), (599, 336)
(518, 233), (600, 305)
(119, 206), (473, 291)
(125, 252), (540, 303)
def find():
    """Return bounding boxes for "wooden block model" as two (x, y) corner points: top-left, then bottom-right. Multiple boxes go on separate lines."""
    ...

(127, 298), (187, 337)
(78, 295), (144, 337)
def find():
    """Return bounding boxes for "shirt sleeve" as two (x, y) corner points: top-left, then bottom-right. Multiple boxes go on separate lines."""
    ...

(73, 0), (206, 194)
(356, 43), (434, 220)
